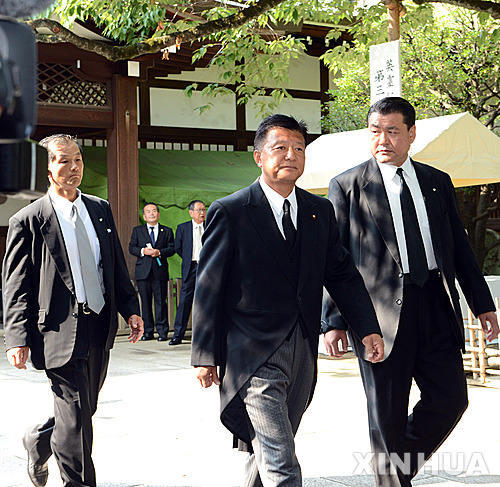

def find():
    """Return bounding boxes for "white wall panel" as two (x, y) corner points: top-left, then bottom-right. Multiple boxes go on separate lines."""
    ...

(246, 98), (322, 134)
(150, 88), (236, 129)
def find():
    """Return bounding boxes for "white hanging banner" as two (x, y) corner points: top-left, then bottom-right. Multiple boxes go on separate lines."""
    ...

(370, 40), (402, 104)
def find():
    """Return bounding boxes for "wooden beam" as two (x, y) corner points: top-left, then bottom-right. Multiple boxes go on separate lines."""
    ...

(37, 105), (113, 128)
(107, 75), (139, 275)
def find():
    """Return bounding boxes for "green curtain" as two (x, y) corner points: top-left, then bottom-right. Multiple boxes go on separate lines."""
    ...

(80, 146), (260, 278)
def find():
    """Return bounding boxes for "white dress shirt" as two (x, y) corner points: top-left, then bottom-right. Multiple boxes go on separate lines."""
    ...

(192, 220), (204, 261)
(140, 223), (158, 257)
(49, 188), (104, 303)
(259, 177), (298, 238)
(377, 158), (438, 273)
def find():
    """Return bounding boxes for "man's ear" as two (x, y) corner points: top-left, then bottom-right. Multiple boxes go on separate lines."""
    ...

(253, 150), (262, 167)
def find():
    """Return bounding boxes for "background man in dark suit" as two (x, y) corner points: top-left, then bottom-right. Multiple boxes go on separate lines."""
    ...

(3, 134), (143, 487)
(170, 199), (206, 345)
(322, 97), (499, 487)
(129, 203), (174, 341)
(191, 114), (384, 487)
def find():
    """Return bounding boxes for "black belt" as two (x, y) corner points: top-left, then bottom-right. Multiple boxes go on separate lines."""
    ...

(78, 303), (93, 315)
(403, 269), (441, 286)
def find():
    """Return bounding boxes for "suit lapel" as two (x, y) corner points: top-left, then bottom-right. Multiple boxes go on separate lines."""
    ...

(156, 224), (165, 247)
(142, 224), (154, 247)
(413, 160), (444, 269)
(186, 222), (193, 254)
(362, 158), (402, 270)
(296, 189), (317, 295)
(82, 195), (112, 287)
(40, 194), (75, 294)
(245, 182), (296, 287)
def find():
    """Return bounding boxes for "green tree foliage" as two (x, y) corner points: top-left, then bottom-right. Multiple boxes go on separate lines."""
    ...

(321, 4), (499, 133)
(27, 0), (500, 115)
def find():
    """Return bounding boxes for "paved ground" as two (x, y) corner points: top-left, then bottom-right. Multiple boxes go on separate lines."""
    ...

(1, 333), (500, 487)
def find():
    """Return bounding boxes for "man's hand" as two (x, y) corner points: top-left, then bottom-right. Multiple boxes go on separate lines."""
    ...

(362, 334), (384, 363)
(478, 311), (499, 342)
(196, 366), (220, 388)
(128, 314), (144, 343)
(6, 346), (30, 369)
(324, 329), (348, 358)
(143, 247), (160, 257)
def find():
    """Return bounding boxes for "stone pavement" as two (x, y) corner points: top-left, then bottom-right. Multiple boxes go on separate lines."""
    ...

(1, 333), (500, 487)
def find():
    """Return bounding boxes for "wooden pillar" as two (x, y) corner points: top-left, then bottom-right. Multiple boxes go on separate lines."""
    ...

(107, 74), (139, 276)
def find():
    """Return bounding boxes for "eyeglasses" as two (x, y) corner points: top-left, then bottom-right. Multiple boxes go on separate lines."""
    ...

(193, 208), (206, 213)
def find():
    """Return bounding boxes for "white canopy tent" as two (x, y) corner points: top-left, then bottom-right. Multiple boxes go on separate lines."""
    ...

(298, 112), (500, 194)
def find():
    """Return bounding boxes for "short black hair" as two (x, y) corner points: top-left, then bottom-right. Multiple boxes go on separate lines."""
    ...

(188, 200), (205, 211)
(143, 202), (159, 213)
(367, 97), (416, 130)
(39, 134), (83, 164)
(254, 114), (308, 151)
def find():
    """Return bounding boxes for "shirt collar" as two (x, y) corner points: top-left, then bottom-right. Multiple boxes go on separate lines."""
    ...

(49, 187), (82, 218)
(148, 223), (158, 231)
(377, 156), (413, 183)
(259, 177), (297, 216)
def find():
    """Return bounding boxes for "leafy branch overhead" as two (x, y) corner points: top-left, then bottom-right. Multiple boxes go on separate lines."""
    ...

(26, 0), (500, 62)
(27, 0), (290, 62)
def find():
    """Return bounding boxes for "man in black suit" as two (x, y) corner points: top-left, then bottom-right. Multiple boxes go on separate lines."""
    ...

(3, 134), (143, 487)
(129, 203), (175, 341)
(191, 114), (384, 487)
(322, 97), (499, 487)
(170, 200), (206, 345)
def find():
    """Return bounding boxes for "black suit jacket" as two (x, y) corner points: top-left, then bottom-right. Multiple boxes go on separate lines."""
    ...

(175, 220), (195, 281)
(129, 223), (174, 281)
(191, 181), (381, 444)
(322, 157), (495, 359)
(2, 193), (140, 370)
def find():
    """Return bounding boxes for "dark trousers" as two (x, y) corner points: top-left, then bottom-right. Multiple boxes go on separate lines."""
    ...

(23, 308), (110, 487)
(137, 272), (169, 338)
(172, 262), (197, 340)
(359, 274), (468, 487)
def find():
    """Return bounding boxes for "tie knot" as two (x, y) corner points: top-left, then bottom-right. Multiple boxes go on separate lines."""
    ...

(283, 199), (291, 213)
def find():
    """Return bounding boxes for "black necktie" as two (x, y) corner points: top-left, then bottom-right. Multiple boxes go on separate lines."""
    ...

(397, 168), (429, 287)
(282, 199), (296, 253)
(149, 227), (156, 246)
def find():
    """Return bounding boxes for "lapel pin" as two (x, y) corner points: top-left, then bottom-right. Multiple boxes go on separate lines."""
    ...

(433, 188), (437, 191)
(312, 214), (316, 220)
(107, 228), (111, 233)
(160, 228), (164, 232)
(99, 218), (103, 222)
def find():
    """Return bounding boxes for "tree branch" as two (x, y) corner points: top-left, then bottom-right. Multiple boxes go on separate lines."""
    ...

(26, 0), (287, 62)
(413, 0), (500, 20)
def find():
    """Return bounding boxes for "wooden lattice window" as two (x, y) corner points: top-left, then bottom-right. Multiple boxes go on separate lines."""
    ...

(38, 63), (108, 107)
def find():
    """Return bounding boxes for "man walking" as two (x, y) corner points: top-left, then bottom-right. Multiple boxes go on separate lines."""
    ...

(170, 200), (206, 345)
(3, 134), (143, 487)
(322, 97), (499, 487)
(129, 202), (175, 341)
(192, 114), (384, 487)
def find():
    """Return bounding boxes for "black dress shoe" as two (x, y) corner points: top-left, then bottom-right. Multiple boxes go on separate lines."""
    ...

(23, 437), (48, 487)
(157, 336), (168, 342)
(141, 334), (154, 341)
(169, 338), (182, 345)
